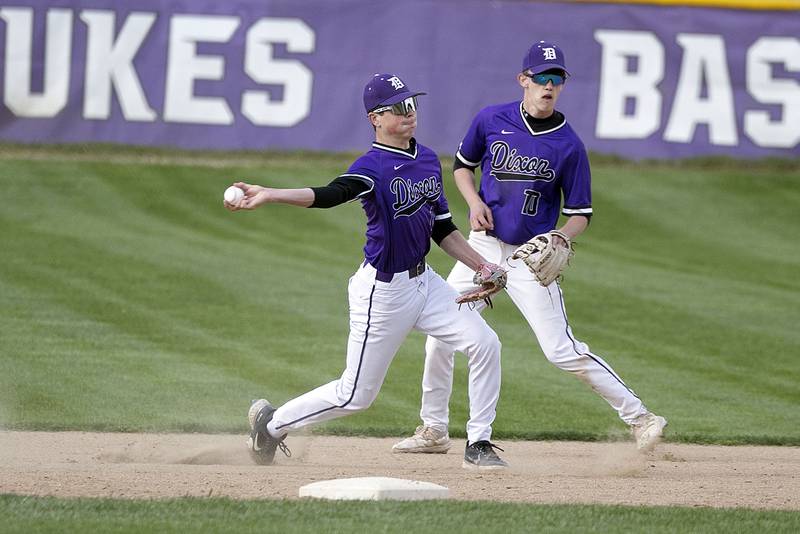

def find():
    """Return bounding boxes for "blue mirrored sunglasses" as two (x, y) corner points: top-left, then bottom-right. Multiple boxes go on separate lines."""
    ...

(528, 72), (566, 86)
(372, 96), (418, 116)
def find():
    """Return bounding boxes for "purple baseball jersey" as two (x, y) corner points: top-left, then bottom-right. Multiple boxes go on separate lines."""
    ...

(456, 101), (592, 246)
(341, 140), (450, 274)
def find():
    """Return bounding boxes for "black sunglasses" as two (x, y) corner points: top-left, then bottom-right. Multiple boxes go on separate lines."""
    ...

(526, 72), (567, 86)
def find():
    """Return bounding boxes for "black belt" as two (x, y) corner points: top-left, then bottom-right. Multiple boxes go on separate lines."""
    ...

(374, 259), (426, 283)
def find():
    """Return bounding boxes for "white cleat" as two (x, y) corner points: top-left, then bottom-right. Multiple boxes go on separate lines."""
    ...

(392, 425), (452, 454)
(631, 413), (668, 452)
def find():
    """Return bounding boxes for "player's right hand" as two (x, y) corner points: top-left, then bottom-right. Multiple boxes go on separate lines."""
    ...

(468, 201), (494, 231)
(225, 182), (271, 211)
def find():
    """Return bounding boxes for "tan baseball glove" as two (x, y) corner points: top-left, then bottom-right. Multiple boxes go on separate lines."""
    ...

(455, 262), (507, 307)
(511, 230), (574, 286)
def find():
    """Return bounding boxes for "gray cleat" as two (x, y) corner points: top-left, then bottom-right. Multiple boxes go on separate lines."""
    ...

(246, 398), (291, 465)
(462, 440), (508, 471)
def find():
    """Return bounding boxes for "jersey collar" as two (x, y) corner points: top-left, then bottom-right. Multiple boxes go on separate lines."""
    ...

(518, 102), (566, 136)
(372, 137), (418, 159)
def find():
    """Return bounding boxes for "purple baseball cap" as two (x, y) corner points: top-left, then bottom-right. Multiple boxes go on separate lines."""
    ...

(363, 73), (426, 113)
(522, 41), (569, 75)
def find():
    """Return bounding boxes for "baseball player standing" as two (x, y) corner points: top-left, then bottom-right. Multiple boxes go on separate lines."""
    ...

(393, 42), (667, 454)
(225, 74), (508, 470)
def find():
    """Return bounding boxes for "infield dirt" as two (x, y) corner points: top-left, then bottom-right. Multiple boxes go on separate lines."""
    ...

(1, 431), (798, 509)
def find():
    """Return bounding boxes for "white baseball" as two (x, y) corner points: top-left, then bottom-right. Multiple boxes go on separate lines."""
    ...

(224, 185), (244, 203)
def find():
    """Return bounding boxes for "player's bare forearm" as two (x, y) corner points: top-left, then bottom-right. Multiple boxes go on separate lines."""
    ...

(230, 181), (314, 210)
(438, 230), (485, 271)
(558, 215), (589, 240)
(454, 168), (494, 230)
(266, 187), (315, 207)
(453, 168), (481, 205)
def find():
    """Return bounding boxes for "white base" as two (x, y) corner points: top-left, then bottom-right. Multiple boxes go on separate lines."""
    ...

(298, 477), (449, 501)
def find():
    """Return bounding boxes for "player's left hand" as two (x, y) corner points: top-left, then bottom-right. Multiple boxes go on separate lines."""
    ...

(511, 230), (574, 286)
(455, 262), (507, 307)
(550, 232), (570, 248)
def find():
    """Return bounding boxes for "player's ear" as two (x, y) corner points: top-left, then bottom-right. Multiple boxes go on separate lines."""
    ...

(368, 112), (380, 128)
(517, 72), (529, 88)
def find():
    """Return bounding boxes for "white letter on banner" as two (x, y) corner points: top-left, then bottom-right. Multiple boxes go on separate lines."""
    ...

(242, 18), (315, 127)
(664, 34), (737, 146)
(594, 30), (663, 139)
(81, 10), (157, 121)
(744, 37), (800, 149)
(0, 7), (71, 117)
(164, 15), (239, 124)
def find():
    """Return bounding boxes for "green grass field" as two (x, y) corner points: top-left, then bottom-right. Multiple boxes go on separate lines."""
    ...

(2, 495), (799, 534)
(1, 144), (799, 530)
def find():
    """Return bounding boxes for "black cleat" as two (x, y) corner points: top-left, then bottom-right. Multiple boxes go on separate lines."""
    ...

(462, 440), (508, 471)
(247, 399), (291, 465)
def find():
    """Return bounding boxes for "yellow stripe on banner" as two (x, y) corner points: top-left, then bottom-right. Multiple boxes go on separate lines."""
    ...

(570, 0), (800, 10)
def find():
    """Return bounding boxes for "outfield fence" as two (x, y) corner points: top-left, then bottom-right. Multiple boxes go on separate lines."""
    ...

(571, 0), (800, 9)
(0, 0), (797, 159)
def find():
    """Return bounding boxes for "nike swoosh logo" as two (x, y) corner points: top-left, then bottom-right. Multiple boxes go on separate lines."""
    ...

(394, 164), (405, 170)
(501, 130), (514, 135)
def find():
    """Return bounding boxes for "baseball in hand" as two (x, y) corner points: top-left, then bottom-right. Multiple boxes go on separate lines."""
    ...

(224, 185), (244, 203)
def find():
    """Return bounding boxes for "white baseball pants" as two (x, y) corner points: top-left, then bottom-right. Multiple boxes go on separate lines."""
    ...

(268, 261), (502, 444)
(419, 231), (648, 430)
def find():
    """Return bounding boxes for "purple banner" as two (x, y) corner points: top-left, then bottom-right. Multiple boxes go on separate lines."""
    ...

(0, 0), (798, 159)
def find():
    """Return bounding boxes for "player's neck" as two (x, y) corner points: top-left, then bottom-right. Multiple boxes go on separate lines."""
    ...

(522, 100), (555, 120)
(374, 131), (413, 150)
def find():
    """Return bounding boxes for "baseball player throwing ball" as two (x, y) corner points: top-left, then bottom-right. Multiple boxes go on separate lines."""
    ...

(394, 41), (667, 455)
(225, 74), (508, 470)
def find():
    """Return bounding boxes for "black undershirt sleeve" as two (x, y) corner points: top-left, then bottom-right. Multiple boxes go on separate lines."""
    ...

(431, 217), (458, 245)
(310, 176), (371, 208)
(453, 156), (478, 172)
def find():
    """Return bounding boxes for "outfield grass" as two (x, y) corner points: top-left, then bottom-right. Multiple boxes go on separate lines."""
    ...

(0, 144), (798, 445)
(1, 495), (799, 534)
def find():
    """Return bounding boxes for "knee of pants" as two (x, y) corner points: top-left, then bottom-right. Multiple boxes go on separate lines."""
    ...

(487, 331), (501, 354)
(344, 386), (380, 412)
(469, 328), (501, 358)
(543, 344), (584, 371)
